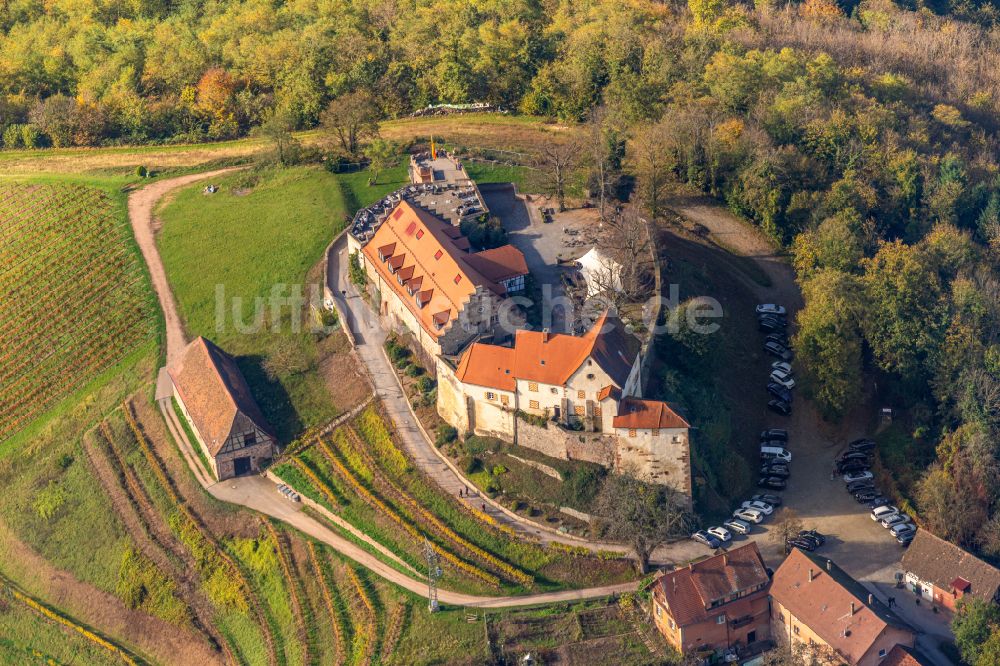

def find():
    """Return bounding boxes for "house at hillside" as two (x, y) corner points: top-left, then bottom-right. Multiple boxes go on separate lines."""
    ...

(437, 311), (691, 491)
(770, 549), (915, 666)
(349, 199), (527, 360)
(168, 337), (277, 480)
(900, 530), (1000, 611)
(648, 542), (772, 661)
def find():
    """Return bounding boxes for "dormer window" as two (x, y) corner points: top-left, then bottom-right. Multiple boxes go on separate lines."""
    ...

(434, 250), (443, 260)
(416, 229), (424, 239)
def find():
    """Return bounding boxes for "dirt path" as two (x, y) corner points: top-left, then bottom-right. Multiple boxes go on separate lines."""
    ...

(127, 168), (244, 367)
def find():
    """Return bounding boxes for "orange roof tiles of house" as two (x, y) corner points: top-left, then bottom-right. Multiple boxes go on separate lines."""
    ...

(613, 398), (689, 429)
(652, 542), (769, 626)
(881, 645), (934, 666)
(168, 337), (274, 456)
(362, 200), (526, 340)
(455, 312), (638, 390)
(771, 549), (912, 665)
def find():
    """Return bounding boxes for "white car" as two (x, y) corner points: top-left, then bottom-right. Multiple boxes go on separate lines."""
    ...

(880, 513), (911, 529)
(771, 361), (793, 375)
(769, 372), (796, 390)
(757, 304), (787, 316)
(843, 470), (874, 484)
(741, 500), (774, 516)
(733, 508), (765, 524)
(723, 518), (751, 535)
(707, 526), (732, 543)
(890, 522), (916, 537)
(871, 505), (899, 521)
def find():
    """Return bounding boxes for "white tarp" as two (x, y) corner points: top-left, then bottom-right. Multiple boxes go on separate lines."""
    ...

(578, 247), (622, 297)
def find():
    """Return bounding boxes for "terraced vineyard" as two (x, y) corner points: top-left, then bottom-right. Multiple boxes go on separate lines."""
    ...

(0, 184), (157, 441)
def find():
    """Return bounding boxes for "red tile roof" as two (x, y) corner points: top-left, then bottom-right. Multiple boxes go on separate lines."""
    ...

(362, 200), (525, 340)
(613, 398), (689, 430)
(770, 549), (913, 665)
(881, 645), (934, 666)
(652, 543), (770, 626)
(901, 530), (1000, 604)
(168, 337), (274, 456)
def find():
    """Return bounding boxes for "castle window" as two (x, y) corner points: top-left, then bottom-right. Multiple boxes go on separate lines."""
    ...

(501, 395), (509, 405)
(486, 392), (496, 401)
(529, 400), (539, 410)
(594, 406), (602, 417)
(577, 390), (585, 399)
(574, 406), (585, 416)
(528, 382), (538, 392)
(629, 429), (636, 438)
(652, 429), (660, 437)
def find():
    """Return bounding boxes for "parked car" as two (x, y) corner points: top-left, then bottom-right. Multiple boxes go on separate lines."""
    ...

(765, 333), (790, 347)
(799, 529), (826, 545)
(846, 479), (875, 493)
(691, 530), (721, 549)
(838, 460), (871, 474)
(756, 304), (787, 316)
(849, 438), (877, 452)
(761, 439), (790, 450)
(733, 507), (765, 523)
(880, 513), (911, 529)
(707, 526), (732, 543)
(760, 428), (788, 442)
(855, 490), (880, 503)
(752, 493), (783, 506)
(758, 476), (787, 490)
(872, 505), (900, 521)
(760, 464), (790, 479)
(843, 470), (874, 484)
(769, 372), (796, 390)
(794, 534), (823, 550)
(767, 383), (793, 403)
(838, 451), (871, 463)
(786, 537), (817, 552)
(760, 446), (792, 463)
(890, 523), (917, 538)
(897, 531), (916, 547)
(771, 361), (793, 375)
(759, 317), (785, 333)
(724, 518), (752, 535)
(768, 400), (792, 416)
(868, 497), (892, 509)
(764, 341), (793, 361)
(741, 500), (775, 515)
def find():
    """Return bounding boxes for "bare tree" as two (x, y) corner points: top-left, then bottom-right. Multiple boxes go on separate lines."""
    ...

(593, 471), (693, 573)
(602, 207), (654, 305)
(585, 106), (624, 219)
(320, 91), (380, 155)
(769, 508), (804, 554)
(630, 121), (675, 220)
(535, 139), (582, 212)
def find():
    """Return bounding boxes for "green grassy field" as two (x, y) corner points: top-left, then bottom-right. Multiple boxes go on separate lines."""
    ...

(157, 165), (348, 440)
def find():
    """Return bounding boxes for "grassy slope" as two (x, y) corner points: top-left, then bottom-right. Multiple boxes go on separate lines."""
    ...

(157, 166), (347, 440)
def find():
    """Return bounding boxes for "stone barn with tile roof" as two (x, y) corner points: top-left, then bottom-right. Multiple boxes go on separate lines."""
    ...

(168, 337), (277, 480)
(649, 542), (772, 659)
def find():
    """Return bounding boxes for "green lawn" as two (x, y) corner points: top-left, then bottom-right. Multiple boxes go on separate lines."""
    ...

(157, 165), (348, 440)
(335, 159), (409, 213)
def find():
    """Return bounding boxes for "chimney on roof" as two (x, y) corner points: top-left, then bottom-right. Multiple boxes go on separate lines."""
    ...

(723, 554), (729, 566)
(868, 593), (874, 606)
(827, 559), (832, 571)
(808, 568), (814, 582)
(850, 602), (856, 616)
(542, 328), (550, 343)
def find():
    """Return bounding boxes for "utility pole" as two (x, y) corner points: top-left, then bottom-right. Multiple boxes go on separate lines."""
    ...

(424, 538), (442, 612)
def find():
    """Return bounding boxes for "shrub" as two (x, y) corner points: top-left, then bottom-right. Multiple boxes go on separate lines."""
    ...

(348, 251), (367, 287)
(2, 124), (23, 148)
(416, 377), (436, 394)
(463, 456), (481, 475)
(436, 425), (458, 447)
(405, 363), (423, 378)
(492, 465), (508, 475)
(33, 480), (67, 520)
(56, 453), (74, 470)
